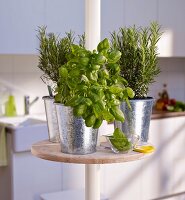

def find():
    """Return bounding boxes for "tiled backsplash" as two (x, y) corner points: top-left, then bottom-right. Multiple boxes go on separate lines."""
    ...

(0, 55), (185, 115)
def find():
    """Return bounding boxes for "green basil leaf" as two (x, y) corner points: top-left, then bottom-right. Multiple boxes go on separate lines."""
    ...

(93, 118), (103, 129)
(109, 85), (123, 94)
(93, 104), (102, 118)
(88, 71), (98, 81)
(113, 128), (125, 139)
(74, 96), (85, 106)
(91, 54), (106, 65)
(107, 50), (122, 63)
(102, 110), (115, 122)
(84, 98), (93, 106)
(69, 69), (80, 77)
(110, 106), (124, 122)
(89, 92), (100, 103)
(79, 57), (89, 66)
(73, 104), (87, 117)
(101, 69), (109, 78)
(97, 38), (110, 52)
(109, 138), (131, 151)
(126, 87), (135, 98)
(108, 128), (131, 151)
(85, 114), (96, 127)
(91, 64), (100, 70)
(110, 99), (120, 106)
(67, 79), (76, 89)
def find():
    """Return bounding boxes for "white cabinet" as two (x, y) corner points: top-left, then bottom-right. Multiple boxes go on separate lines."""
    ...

(101, 117), (185, 200)
(0, 0), (84, 54)
(45, 0), (84, 38)
(141, 117), (185, 199)
(0, 0), (45, 54)
(124, 0), (185, 57)
(1, 0), (185, 56)
(102, 162), (143, 200)
(12, 151), (62, 200)
(101, 0), (158, 40)
(158, 0), (185, 57)
(102, 0), (185, 57)
(0, 129), (63, 200)
(101, 0), (125, 40)
(124, 0), (157, 27)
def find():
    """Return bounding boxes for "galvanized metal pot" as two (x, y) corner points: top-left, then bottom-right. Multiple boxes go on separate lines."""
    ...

(55, 103), (98, 155)
(42, 96), (60, 143)
(114, 97), (154, 142)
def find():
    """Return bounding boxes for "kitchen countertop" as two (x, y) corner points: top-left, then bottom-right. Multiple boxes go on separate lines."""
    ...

(0, 112), (184, 125)
(151, 110), (185, 120)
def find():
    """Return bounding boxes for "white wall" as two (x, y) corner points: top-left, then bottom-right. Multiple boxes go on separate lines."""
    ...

(149, 58), (185, 101)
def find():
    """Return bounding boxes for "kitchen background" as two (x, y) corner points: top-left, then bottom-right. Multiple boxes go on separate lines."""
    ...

(0, 0), (185, 116)
(0, 1), (185, 200)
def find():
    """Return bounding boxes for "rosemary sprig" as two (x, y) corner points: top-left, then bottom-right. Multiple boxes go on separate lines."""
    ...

(37, 27), (75, 83)
(110, 22), (162, 98)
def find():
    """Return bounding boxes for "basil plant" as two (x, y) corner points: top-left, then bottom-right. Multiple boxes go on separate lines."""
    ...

(55, 38), (135, 129)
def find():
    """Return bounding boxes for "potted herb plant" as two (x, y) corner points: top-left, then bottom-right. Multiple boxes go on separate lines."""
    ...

(111, 22), (162, 142)
(37, 27), (74, 143)
(54, 38), (135, 154)
(38, 27), (74, 83)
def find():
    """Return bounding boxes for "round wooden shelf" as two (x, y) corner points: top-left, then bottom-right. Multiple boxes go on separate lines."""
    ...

(31, 140), (150, 164)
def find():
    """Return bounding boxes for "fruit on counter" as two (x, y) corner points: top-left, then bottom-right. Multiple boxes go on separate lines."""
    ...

(155, 84), (185, 112)
(166, 101), (185, 112)
(133, 145), (155, 153)
(156, 98), (185, 112)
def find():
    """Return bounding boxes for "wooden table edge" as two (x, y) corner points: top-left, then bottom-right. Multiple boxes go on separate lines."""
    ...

(31, 140), (152, 164)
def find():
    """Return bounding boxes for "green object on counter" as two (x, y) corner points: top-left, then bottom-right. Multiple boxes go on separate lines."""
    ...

(5, 95), (17, 117)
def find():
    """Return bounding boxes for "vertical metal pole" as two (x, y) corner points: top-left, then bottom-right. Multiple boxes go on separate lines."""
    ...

(85, 0), (101, 51)
(85, 164), (100, 200)
(85, 0), (101, 199)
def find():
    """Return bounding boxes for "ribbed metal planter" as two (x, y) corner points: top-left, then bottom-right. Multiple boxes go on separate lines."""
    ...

(55, 103), (98, 155)
(114, 97), (154, 142)
(42, 96), (60, 143)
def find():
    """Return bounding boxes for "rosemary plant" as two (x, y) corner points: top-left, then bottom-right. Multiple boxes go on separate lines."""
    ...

(111, 22), (162, 98)
(78, 33), (85, 48)
(37, 27), (74, 83)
